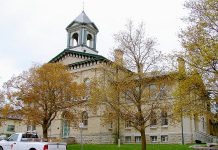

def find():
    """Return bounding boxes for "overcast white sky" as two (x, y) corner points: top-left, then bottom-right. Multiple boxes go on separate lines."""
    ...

(0, 0), (188, 86)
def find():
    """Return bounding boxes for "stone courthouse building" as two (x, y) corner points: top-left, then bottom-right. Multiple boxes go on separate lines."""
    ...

(45, 11), (217, 144)
(1, 11), (217, 144)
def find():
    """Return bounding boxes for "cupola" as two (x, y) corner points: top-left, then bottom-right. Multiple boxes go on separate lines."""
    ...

(66, 11), (99, 54)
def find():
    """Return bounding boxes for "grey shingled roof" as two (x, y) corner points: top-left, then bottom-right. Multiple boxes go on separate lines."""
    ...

(66, 11), (99, 31)
(74, 11), (92, 24)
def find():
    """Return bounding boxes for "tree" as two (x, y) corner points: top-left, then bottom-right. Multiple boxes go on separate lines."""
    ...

(3, 63), (85, 138)
(179, 0), (218, 103)
(0, 91), (6, 126)
(0, 90), (3, 110)
(171, 57), (211, 144)
(90, 21), (171, 150)
(173, 66), (209, 119)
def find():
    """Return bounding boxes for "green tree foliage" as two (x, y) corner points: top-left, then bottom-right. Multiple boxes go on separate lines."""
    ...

(179, 0), (218, 100)
(173, 68), (209, 120)
(3, 63), (85, 138)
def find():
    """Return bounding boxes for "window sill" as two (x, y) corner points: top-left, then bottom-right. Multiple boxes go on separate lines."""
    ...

(150, 126), (157, 129)
(82, 126), (88, 130)
(161, 125), (168, 128)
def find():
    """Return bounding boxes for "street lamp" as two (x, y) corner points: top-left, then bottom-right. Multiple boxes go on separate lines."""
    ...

(181, 108), (185, 145)
(79, 123), (84, 150)
(181, 112), (184, 144)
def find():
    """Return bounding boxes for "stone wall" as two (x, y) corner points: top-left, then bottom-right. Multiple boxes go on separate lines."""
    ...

(74, 133), (115, 144)
(68, 132), (194, 144)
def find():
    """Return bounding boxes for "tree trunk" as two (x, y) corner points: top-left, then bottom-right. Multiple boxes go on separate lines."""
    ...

(140, 128), (146, 150)
(42, 125), (48, 140)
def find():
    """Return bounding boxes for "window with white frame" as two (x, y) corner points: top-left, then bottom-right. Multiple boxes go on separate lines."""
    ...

(135, 136), (141, 143)
(161, 135), (168, 142)
(125, 136), (131, 143)
(150, 136), (157, 143)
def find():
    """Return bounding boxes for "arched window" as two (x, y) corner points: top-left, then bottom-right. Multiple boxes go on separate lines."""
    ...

(72, 33), (79, 46)
(82, 111), (88, 126)
(87, 34), (93, 48)
(62, 112), (70, 138)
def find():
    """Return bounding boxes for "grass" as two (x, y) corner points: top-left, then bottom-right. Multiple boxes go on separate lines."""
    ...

(67, 144), (193, 150)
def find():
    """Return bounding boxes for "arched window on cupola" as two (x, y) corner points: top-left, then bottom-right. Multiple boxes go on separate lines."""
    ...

(72, 33), (79, 47)
(87, 34), (93, 48)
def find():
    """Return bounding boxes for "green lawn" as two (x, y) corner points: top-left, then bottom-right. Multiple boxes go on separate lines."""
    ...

(67, 144), (193, 150)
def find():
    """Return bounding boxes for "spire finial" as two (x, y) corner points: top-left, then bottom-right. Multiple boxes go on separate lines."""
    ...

(83, 0), (85, 11)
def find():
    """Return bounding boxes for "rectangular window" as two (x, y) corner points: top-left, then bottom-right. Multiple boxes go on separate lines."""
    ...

(125, 136), (131, 143)
(32, 125), (36, 131)
(135, 136), (141, 143)
(161, 135), (168, 142)
(161, 112), (168, 126)
(109, 122), (113, 129)
(150, 136), (157, 143)
(27, 125), (31, 131)
(124, 91), (132, 103)
(149, 84), (157, 99)
(159, 84), (167, 99)
(7, 125), (15, 132)
(27, 125), (36, 131)
(125, 120), (131, 128)
(150, 112), (157, 127)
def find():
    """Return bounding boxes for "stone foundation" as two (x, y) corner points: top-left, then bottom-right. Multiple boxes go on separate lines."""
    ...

(62, 137), (76, 144)
(74, 133), (116, 144)
(70, 132), (194, 144)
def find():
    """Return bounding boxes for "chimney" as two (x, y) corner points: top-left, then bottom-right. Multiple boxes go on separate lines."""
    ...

(177, 57), (185, 75)
(139, 63), (144, 73)
(114, 49), (124, 65)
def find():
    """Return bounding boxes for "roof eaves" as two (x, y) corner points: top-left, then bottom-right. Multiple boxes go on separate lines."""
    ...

(68, 57), (108, 67)
(49, 49), (106, 63)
